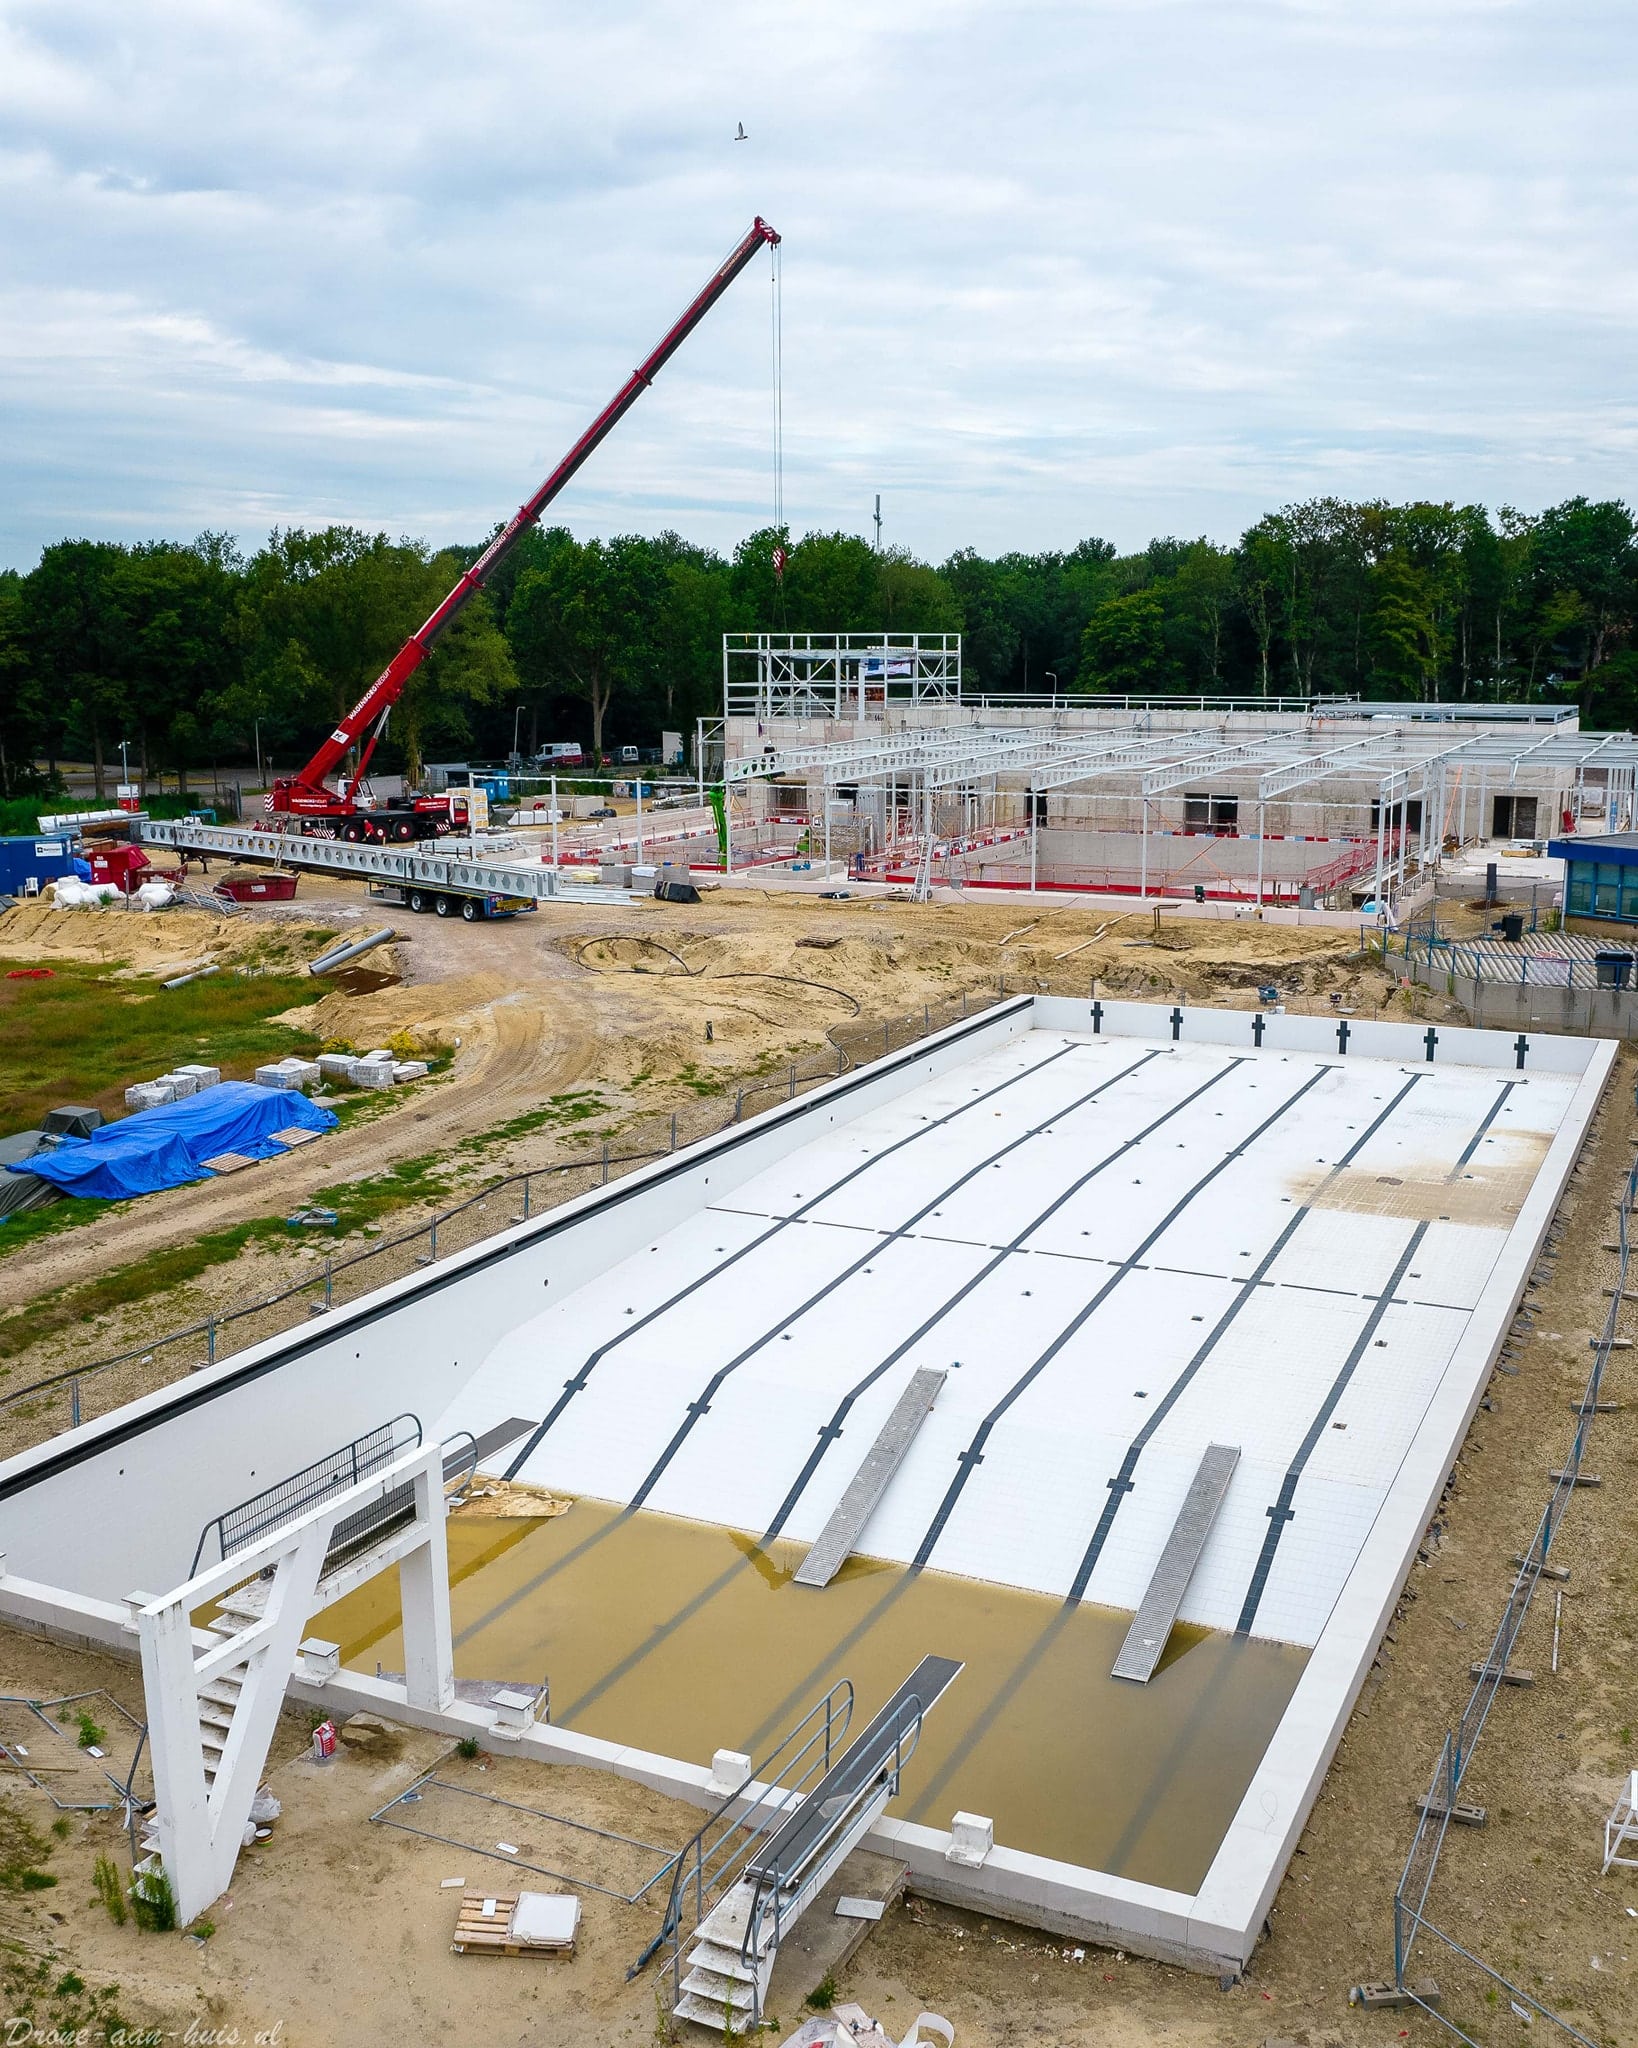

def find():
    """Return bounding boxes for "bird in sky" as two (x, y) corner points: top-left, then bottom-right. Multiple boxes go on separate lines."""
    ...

(734, 122), (748, 141)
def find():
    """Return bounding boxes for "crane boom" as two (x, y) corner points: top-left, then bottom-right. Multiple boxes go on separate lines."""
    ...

(272, 216), (781, 835)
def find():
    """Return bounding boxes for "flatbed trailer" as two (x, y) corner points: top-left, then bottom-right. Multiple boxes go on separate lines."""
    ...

(139, 820), (636, 916)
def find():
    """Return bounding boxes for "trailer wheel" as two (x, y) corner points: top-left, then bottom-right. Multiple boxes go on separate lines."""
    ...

(433, 894), (453, 918)
(460, 897), (483, 922)
(407, 889), (430, 914)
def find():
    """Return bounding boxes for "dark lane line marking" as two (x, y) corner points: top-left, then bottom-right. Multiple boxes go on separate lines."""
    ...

(462, 1045), (1145, 1643)
(1234, 1225), (1427, 1636)
(911, 1062), (1331, 1570)
(764, 1055), (1246, 1542)
(626, 1049), (1167, 1510)
(1066, 1073), (1423, 1601)
(1232, 1076), (1519, 1637)
(502, 1039), (1088, 1480)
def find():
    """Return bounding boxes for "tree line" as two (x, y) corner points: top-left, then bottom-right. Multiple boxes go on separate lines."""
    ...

(0, 494), (1632, 799)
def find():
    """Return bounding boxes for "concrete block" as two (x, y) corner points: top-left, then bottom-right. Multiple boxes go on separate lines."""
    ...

(174, 1063), (220, 1089)
(254, 1065), (302, 1091)
(946, 1812), (994, 1869)
(300, 1638), (340, 1682)
(124, 1082), (175, 1111)
(157, 1072), (198, 1099)
(278, 1058), (321, 1089)
(709, 1748), (752, 1797)
(489, 1688), (537, 1731)
(392, 1061), (429, 1082)
(350, 1057), (396, 1091)
(316, 1053), (358, 1083)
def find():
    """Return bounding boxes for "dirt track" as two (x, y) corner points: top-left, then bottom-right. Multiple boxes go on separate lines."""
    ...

(0, 879), (1410, 1311)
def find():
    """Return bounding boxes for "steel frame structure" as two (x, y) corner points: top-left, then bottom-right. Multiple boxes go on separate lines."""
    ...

(723, 632), (962, 722)
(722, 716), (1638, 904)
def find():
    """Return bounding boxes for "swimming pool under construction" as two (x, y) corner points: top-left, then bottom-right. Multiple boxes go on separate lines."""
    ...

(0, 996), (1611, 1971)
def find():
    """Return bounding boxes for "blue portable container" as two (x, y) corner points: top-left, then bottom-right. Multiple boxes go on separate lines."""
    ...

(0, 835), (80, 897)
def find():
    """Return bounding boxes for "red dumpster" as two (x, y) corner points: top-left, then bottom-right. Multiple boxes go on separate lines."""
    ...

(214, 872), (299, 903)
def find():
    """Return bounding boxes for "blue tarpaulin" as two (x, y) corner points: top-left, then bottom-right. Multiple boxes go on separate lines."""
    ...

(7, 1083), (337, 1200)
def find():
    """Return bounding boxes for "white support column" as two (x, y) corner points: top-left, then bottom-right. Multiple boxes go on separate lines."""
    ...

(550, 775), (559, 877)
(1029, 787), (1038, 895)
(399, 1461), (455, 1713)
(1255, 800), (1265, 907)
(634, 778), (643, 867)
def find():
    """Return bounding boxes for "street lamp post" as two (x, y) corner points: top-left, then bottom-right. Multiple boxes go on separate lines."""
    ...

(510, 704), (525, 768)
(252, 721), (262, 793)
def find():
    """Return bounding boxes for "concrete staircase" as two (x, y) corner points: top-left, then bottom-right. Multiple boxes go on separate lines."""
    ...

(674, 1882), (777, 2036)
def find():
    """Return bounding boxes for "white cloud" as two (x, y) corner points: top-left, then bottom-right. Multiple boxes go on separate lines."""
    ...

(0, 0), (1633, 569)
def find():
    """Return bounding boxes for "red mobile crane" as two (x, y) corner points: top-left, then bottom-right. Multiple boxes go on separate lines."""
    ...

(268, 217), (781, 841)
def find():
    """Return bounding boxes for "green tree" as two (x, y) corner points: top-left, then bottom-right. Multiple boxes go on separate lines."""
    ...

(507, 534), (664, 758)
(1079, 590), (1167, 691)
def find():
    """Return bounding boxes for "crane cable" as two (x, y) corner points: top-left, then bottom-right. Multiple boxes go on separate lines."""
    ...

(771, 238), (784, 537)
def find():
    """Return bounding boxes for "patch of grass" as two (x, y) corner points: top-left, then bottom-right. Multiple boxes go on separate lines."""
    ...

(805, 1972), (838, 2011)
(93, 1854), (127, 1926)
(74, 1708), (107, 1750)
(315, 1153), (452, 1231)
(0, 1804), (54, 1891)
(457, 1091), (606, 1154)
(0, 1196), (126, 1261)
(455, 1736), (481, 1760)
(2, 1951), (135, 2046)
(129, 1864), (176, 1933)
(674, 1063), (724, 1098)
(0, 955), (322, 1131)
(0, 1214), (286, 1365)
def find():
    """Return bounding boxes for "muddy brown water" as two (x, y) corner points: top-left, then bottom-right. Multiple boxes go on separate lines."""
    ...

(327, 1500), (1308, 1895)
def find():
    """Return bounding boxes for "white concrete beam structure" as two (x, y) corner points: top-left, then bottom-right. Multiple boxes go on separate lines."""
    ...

(135, 1441), (452, 1925)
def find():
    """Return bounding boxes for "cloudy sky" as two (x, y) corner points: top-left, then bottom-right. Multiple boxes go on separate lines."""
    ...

(1, 0), (1632, 572)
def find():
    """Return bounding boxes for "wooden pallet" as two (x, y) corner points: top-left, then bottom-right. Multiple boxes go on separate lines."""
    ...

(451, 1890), (576, 1958)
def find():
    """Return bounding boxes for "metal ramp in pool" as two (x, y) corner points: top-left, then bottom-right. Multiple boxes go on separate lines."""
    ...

(1111, 1444), (1240, 1684)
(645, 1655), (962, 2036)
(794, 1368), (946, 1589)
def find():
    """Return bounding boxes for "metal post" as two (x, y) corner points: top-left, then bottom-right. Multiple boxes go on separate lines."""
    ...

(429, 1218), (437, 1259)
(1029, 785), (1038, 895)
(601, 1139), (610, 1184)
(824, 772), (832, 878)
(325, 1257), (332, 1309)
(70, 1378), (80, 1428)
(788, 1065), (795, 1099)
(1141, 795), (1149, 900)
(1373, 788), (1385, 909)
(523, 1174), (531, 1219)
(724, 783), (733, 877)
(207, 1318), (216, 1366)
(635, 776), (643, 866)
(670, 1112), (677, 1151)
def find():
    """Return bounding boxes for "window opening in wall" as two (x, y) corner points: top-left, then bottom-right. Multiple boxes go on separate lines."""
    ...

(1369, 798), (1423, 833)
(1183, 793), (1239, 834)
(1491, 794), (1538, 839)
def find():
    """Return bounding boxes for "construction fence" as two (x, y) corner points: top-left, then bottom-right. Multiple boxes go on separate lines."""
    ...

(1390, 1145), (1636, 2046)
(0, 984), (1031, 1457)
(1395, 920), (1638, 1038)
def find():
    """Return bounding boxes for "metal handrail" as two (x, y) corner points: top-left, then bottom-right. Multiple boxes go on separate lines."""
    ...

(189, 1411), (422, 1577)
(739, 1689), (926, 2016)
(2, 987), (1012, 1440)
(627, 1679), (854, 2003)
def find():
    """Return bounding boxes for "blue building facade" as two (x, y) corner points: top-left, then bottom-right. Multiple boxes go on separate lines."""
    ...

(1550, 833), (1638, 924)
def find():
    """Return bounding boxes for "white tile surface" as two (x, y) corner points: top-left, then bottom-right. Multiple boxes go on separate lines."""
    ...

(445, 1029), (1583, 1647)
